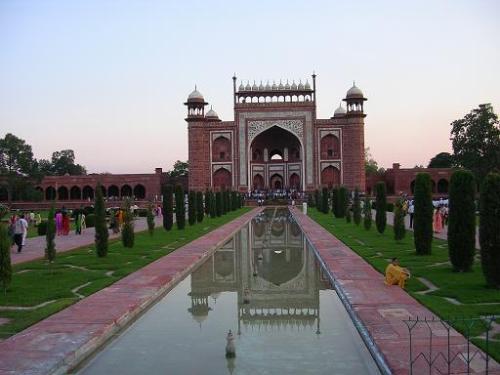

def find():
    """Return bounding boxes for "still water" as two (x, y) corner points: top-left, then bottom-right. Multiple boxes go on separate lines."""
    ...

(78, 208), (380, 374)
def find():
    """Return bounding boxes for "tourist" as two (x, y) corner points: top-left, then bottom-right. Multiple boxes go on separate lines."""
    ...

(55, 210), (63, 235)
(34, 212), (42, 227)
(442, 204), (449, 226)
(13, 214), (28, 253)
(408, 201), (414, 229)
(29, 211), (35, 225)
(62, 211), (70, 235)
(75, 211), (83, 235)
(433, 206), (443, 233)
(384, 257), (411, 288)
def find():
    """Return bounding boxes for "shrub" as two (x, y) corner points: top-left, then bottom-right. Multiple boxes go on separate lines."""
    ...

(94, 183), (108, 257)
(479, 172), (500, 288)
(393, 199), (406, 241)
(45, 205), (56, 262)
(345, 206), (352, 223)
(331, 187), (339, 218)
(375, 182), (387, 234)
(121, 198), (134, 248)
(210, 192), (217, 218)
(414, 173), (433, 255)
(448, 170), (476, 272)
(196, 191), (204, 222)
(353, 187), (361, 226)
(321, 187), (329, 214)
(85, 214), (96, 228)
(204, 189), (211, 214)
(314, 190), (320, 210)
(163, 185), (173, 231)
(146, 203), (155, 236)
(224, 190), (230, 213)
(188, 191), (196, 226)
(337, 186), (348, 218)
(175, 185), (185, 230)
(307, 193), (314, 208)
(231, 191), (238, 211)
(37, 221), (48, 236)
(363, 197), (372, 230)
(215, 192), (222, 217)
(0, 223), (12, 294)
(221, 189), (227, 215)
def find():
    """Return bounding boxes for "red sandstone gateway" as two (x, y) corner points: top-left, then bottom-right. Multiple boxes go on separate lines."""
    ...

(186, 74), (367, 193)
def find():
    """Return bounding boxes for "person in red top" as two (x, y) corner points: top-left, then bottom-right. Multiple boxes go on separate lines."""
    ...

(62, 212), (70, 235)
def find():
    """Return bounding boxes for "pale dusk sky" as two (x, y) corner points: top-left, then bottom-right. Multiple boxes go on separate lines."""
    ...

(1, 0), (499, 173)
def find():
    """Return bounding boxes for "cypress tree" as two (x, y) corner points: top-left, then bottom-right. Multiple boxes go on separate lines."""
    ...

(414, 173), (433, 255)
(314, 190), (320, 210)
(353, 187), (362, 225)
(209, 192), (217, 218)
(175, 185), (186, 229)
(121, 198), (135, 248)
(94, 182), (108, 257)
(345, 204), (352, 223)
(226, 190), (231, 212)
(375, 182), (387, 234)
(393, 198), (406, 241)
(363, 197), (372, 230)
(220, 189), (226, 214)
(331, 187), (339, 218)
(448, 170), (476, 272)
(45, 205), (56, 261)
(196, 191), (204, 222)
(163, 185), (173, 231)
(338, 186), (349, 218)
(480, 173), (500, 288)
(307, 193), (314, 208)
(215, 191), (223, 217)
(321, 187), (329, 214)
(0, 223), (12, 295)
(146, 203), (155, 236)
(204, 189), (210, 214)
(188, 190), (196, 225)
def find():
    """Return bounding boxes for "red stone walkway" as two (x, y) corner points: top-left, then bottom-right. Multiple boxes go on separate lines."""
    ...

(291, 208), (499, 375)
(0, 208), (261, 375)
(11, 216), (164, 265)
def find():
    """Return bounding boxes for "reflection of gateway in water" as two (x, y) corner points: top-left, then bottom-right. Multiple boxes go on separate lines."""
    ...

(188, 209), (329, 333)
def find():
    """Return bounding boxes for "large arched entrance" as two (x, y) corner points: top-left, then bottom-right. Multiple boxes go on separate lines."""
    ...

(253, 174), (264, 190)
(213, 168), (231, 190)
(249, 126), (303, 190)
(321, 166), (340, 188)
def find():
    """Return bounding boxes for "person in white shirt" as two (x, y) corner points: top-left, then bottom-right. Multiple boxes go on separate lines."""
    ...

(13, 214), (28, 253)
(408, 202), (415, 229)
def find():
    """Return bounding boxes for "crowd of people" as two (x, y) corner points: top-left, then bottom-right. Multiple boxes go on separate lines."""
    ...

(396, 196), (449, 233)
(245, 189), (306, 206)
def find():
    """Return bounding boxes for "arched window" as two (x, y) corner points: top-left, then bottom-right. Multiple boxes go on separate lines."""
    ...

(269, 149), (283, 160)
(57, 186), (68, 200)
(320, 134), (340, 159)
(108, 185), (119, 198)
(134, 184), (146, 199)
(320, 166), (340, 188)
(121, 185), (132, 197)
(289, 173), (300, 190)
(213, 168), (231, 190)
(253, 174), (264, 190)
(82, 186), (94, 200)
(252, 149), (262, 162)
(45, 186), (56, 200)
(70, 186), (81, 200)
(212, 136), (231, 162)
(437, 179), (449, 194)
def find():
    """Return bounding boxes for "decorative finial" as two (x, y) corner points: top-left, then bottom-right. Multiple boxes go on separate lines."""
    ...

(353, 80), (356, 87)
(195, 85), (197, 90)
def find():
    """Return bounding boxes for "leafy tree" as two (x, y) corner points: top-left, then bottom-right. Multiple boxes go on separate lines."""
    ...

(0, 222), (12, 294)
(321, 187), (329, 214)
(331, 187), (339, 218)
(428, 152), (453, 168)
(215, 191), (222, 217)
(393, 199), (406, 241)
(363, 197), (372, 230)
(188, 191), (196, 225)
(146, 203), (155, 236)
(479, 173), (500, 288)
(47, 149), (86, 176)
(0, 133), (36, 176)
(121, 198), (135, 248)
(451, 104), (500, 184)
(45, 205), (56, 261)
(196, 191), (204, 222)
(414, 173), (433, 255)
(448, 170), (475, 272)
(94, 182), (109, 257)
(162, 185), (173, 231)
(337, 186), (349, 218)
(175, 185), (185, 229)
(167, 160), (189, 178)
(353, 187), (361, 225)
(365, 147), (381, 176)
(375, 182), (387, 234)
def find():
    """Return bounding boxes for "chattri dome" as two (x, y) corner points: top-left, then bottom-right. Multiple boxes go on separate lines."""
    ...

(188, 87), (204, 101)
(333, 104), (347, 117)
(206, 107), (219, 119)
(346, 83), (364, 98)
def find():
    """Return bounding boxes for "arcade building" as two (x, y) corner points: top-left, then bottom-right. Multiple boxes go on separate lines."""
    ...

(187, 74), (367, 193)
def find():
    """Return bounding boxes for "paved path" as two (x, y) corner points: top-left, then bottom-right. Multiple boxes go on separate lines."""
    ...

(11, 216), (165, 265)
(378, 210), (480, 249)
(292, 208), (498, 375)
(0, 208), (260, 375)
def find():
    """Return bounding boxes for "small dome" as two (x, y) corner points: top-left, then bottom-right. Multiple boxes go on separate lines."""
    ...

(346, 83), (364, 98)
(259, 81), (264, 91)
(278, 80), (284, 90)
(252, 81), (258, 91)
(265, 81), (271, 90)
(298, 80), (304, 90)
(245, 81), (251, 91)
(334, 104), (347, 117)
(272, 81), (278, 90)
(305, 80), (311, 90)
(238, 82), (244, 91)
(188, 87), (204, 101)
(206, 107), (219, 119)
(285, 80), (291, 90)
(291, 80), (297, 90)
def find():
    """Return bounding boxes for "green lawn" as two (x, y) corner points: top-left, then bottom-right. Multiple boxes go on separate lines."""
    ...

(307, 208), (500, 362)
(0, 208), (250, 338)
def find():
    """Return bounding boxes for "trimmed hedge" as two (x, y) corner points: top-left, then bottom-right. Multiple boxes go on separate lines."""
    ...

(414, 173), (433, 255)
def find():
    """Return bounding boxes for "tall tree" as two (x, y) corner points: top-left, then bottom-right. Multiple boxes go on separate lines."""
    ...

(94, 182), (109, 257)
(448, 170), (476, 272)
(451, 104), (500, 184)
(0, 222), (12, 295)
(365, 147), (380, 176)
(209, 191), (217, 218)
(337, 186), (349, 218)
(480, 173), (500, 288)
(167, 160), (189, 178)
(162, 185), (173, 231)
(375, 182), (387, 234)
(146, 203), (155, 236)
(321, 187), (329, 214)
(121, 198), (135, 248)
(215, 191), (223, 217)
(353, 187), (362, 226)
(414, 173), (433, 255)
(188, 191), (196, 225)
(363, 197), (372, 230)
(196, 191), (204, 222)
(393, 198), (406, 241)
(175, 185), (186, 229)
(45, 205), (56, 262)
(331, 187), (339, 218)
(428, 152), (453, 168)
(49, 149), (87, 175)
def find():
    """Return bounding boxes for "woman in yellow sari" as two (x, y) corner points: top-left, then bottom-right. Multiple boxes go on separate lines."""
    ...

(385, 257), (411, 288)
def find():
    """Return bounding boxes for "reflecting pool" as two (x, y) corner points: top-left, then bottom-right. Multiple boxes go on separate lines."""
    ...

(79, 208), (380, 374)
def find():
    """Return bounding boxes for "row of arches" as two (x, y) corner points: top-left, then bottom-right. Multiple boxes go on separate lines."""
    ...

(39, 184), (147, 201)
(252, 173), (301, 190)
(410, 178), (449, 194)
(238, 94), (312, 104)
